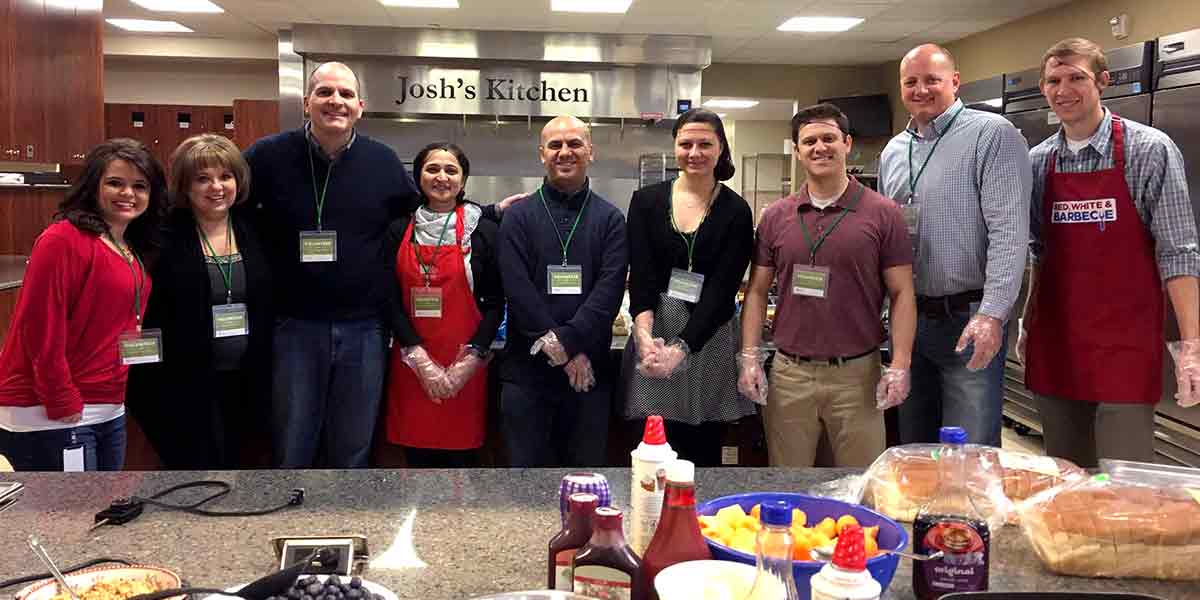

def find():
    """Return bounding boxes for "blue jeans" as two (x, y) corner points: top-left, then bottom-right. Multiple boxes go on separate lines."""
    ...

(271, 317), (387, 468)
(899, 309), (1009, 446)
(0, 415), (126, 471)
(500, 380), (611, 468)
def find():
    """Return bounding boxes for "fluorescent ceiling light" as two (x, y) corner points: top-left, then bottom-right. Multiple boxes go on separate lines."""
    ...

(45, 0), (102, 9)
(380, 0), (459, 6)
(106, 18), (194, 32)
(130, 0), (224, 12)
(552, 0), (632, 14)
(704, 99), (759, 109)
(777, 16), (864, 32)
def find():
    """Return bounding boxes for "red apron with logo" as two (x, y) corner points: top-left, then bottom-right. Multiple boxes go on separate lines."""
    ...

(1026, 115), (1163, 404)
(386, 205), (487, 448)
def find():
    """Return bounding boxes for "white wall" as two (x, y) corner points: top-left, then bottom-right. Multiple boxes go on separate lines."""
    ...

(104, 58), (278, 106)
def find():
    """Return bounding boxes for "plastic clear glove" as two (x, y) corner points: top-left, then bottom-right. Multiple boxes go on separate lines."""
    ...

(737, 348), (769, 405)
(401, 345), (453, 403)
(875, 367), (911, 410)
(564, 353), (596, 393)
(444, 347), (487, 396)
(638, 338), (690, 378)
(1167, 339), (1200, 408)
(954, 314), (1004, 371)
(633, 324), (663, 365)
(1015, 317), (1028, 365)
(530, 330), (569, 367)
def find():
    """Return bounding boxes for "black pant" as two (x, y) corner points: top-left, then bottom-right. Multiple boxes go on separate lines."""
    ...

(149, 370), (248, 469)
(628, 419), (727, 468)
(403, 447), (480, 468)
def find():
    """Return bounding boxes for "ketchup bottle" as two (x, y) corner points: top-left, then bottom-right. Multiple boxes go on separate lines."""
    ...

(640, 459), (711, 600)
(548, 492), (599, 591)
(573, 507), (645, 600)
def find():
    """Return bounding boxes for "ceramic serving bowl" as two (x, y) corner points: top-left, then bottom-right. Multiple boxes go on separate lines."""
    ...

(15, 564), (183, 600)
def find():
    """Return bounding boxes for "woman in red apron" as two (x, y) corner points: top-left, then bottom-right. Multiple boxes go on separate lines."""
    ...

(384, 143), (504, 468)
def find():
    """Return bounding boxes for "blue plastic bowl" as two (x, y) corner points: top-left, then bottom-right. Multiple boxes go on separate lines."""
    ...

(696, 492), (908, 600)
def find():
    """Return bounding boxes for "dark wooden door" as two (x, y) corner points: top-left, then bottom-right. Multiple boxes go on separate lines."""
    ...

(233, 99), (280, 150)
(58, 4), (104, 165)
(9, 0), (48, 162)
(0, 0), (13, 161)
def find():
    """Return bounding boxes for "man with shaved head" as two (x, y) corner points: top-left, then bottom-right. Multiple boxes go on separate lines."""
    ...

(878, 44), (1032, 446)
(497, 115), (629, 467)
(245, 61), (420, 467)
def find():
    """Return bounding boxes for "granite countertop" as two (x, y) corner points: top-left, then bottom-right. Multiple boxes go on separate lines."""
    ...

(0, 255), (27, 290)
(0, 469), (1193, 599)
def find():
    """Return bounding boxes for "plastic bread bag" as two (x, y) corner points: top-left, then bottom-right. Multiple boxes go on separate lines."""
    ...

(993, 448), (1088, 503)
(1016, 462), (1200, 581)
(807, 473), (866, 504)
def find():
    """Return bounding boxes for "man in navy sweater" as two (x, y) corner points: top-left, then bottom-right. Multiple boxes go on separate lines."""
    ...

(499, 115), (629, 467)
(245, 62), (419, 468)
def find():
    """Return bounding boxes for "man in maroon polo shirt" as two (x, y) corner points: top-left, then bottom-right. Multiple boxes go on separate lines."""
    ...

(739, 103), (917, 467)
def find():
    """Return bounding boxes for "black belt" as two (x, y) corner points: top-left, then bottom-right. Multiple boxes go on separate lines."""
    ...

(916, 289), (984, 318)
(777, 348), (877, 367)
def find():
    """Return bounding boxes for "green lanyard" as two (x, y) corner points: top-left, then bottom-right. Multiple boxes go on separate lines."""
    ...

(906, 105), (965, 201)
(412, 208), (455, 287)
(198, 218), (235, 304)
(307, 145), (334, 231)
(107, 232), (146, 329)
(798, 182), (865, 265)
(538, 187), (592, 266)
(668, 180), (716, 272)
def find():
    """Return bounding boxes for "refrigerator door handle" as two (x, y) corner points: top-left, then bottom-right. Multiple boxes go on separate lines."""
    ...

(1164, 41), (1186, 54)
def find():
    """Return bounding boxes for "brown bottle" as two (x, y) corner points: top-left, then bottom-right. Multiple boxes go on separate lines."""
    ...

(641, 460), (711, 600)
(548, 492), (599, 591)
(573, 507), (645, 600)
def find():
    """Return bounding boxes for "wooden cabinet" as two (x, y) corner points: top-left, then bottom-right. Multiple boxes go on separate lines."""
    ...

(233, 99), (280, 150)
(106, 103), (239, 170)
(0, 188), (64, 255)
(57, 4), (105, 165)
(0, 287), (18, 344)
(7, 0), (47, 162)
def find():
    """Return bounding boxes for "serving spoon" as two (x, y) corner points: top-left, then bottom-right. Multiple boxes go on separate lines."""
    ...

(27, 535), (81, 600)
(810, 544), (944, 562)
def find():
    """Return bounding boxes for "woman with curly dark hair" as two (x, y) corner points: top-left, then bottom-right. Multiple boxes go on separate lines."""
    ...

(0, 138), (167, 471)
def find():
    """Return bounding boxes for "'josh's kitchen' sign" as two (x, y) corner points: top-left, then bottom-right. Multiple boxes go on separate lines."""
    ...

(397, 76), (590, 105)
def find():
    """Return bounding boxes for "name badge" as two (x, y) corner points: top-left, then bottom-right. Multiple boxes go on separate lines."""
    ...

(900, 195), (920, 256)
(119, 328), (163, 365)
(1051, 198), (1117, 224)
(212, 303), (249, 338)
(412, 287), (444, 318)
(299, 231), (337, 263)
(792, 265), (830, 298)
(62, 445), (84, 472)
(666, 268), (705, 303)
(547, 265), (583, 295)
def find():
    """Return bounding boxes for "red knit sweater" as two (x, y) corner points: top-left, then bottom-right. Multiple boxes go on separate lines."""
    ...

(0, 221), (151, 419)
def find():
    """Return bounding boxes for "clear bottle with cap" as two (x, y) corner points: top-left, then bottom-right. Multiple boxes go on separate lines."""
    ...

(743, 500), (799, 600)
(640, 459), (711, 600)
(912, 426), (991, 599)
(629, 415), (677, 556)
(573, 507), (645, 600)
(549, 492), (600, 591)
(810, 523), (881, 600)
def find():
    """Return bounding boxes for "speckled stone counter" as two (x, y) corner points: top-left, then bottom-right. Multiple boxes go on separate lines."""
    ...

(0, 469), (1195, 599)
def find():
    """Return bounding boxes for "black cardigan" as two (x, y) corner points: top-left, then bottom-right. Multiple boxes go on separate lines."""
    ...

(385, 202), (505, 350)
(626, 180), (754, 351)
(126, 207), (273, 462)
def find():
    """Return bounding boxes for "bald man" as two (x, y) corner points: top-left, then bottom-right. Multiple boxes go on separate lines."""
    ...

(497, 116), (629, 467)
(245, 61), (420, 468)
(878, 44), (1032, 446)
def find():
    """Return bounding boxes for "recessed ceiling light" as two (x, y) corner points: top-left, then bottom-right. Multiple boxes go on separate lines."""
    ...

(704, 99), (759, 109)
(551, 0), (632, 14)
(777, 16), (864, 32)
(380, 0), (459, 7)
(130, 0), (224, 12)
(106, 18), (194, 32)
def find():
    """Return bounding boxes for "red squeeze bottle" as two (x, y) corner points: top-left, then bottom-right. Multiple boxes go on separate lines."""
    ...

(640, 459), (712, 600)
(548, 492), (600, 591)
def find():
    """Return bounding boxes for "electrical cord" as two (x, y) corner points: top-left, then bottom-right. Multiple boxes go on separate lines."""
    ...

(0, 558), (132, 590)
(92, 481), (305, 531)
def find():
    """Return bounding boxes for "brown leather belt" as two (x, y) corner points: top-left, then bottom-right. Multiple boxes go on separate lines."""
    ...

(776, 348), (877, 367)
(916, 289), (984, 318)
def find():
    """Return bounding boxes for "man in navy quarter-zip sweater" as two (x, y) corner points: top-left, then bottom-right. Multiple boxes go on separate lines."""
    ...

(244, 62), (419, 468)
(499, 115), (629, 467)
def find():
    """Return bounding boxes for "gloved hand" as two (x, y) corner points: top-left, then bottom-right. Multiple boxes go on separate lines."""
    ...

(401, 345), (453, 402)
(1167, 339), (1200, 408)
(955, 314), (1004, 371)
(530, 330), (569, 366)
(445, 346), (487, 396)
(633, 323), (662, 366)
(564, 353), (596, 393)
(1015, 317), (1028, 365)
(737, 348), (769, 405)
(638, 338), (690, 378)
(875, 367), (911, 410)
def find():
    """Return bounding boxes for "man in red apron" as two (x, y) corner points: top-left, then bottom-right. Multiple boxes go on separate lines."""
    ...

(1019, 38), (1200, 467)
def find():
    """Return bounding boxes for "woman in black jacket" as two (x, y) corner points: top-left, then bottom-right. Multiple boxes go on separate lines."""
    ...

(384, 142), (504, 468)
(126, 134), (272, 469)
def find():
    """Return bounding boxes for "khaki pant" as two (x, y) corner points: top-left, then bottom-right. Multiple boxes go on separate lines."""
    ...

(1035, 394), (1156, 468)
(764, 352), (885, 467)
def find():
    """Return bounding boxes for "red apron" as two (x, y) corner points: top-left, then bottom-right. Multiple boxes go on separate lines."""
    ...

(386, 205), (487, 448)
(1026, 115), (1163, 404)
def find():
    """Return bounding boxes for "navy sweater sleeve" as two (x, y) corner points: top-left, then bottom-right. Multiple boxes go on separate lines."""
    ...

(679, 189), (753, 351)
(498, 207), (561, 338)
(468, 218), (506, 350)
(555, 209), (629, 358)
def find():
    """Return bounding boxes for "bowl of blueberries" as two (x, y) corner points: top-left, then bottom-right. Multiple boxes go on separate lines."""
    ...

(208, 575), (396, 600)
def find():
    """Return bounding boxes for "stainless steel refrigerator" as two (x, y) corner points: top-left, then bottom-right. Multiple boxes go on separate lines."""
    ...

(958, 75), (1004, 114)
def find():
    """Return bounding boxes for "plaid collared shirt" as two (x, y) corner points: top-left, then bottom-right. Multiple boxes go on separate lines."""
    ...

(879, 99), (1032, 320)
(304, 121), (356, 160)
(1029, 108), (1200, 280)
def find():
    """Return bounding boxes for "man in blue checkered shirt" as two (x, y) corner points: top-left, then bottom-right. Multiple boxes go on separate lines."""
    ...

(879, 44), (1032, 446)
(1017, 38), (1200, 467)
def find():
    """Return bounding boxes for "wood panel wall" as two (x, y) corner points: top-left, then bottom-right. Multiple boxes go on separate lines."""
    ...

(233, 99), (281, 150)
(0, 188), (64, 255)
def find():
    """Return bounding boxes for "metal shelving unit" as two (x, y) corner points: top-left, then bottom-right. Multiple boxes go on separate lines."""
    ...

(741, 153), (791, 224)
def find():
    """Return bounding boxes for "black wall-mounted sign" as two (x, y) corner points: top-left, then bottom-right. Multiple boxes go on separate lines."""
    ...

(677, 99), (692, 114)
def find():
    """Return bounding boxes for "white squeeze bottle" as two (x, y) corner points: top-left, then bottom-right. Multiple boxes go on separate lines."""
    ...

(629, 415), (676, 556)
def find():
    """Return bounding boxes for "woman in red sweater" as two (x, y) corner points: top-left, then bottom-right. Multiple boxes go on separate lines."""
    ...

(0, 138), (167, 471)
